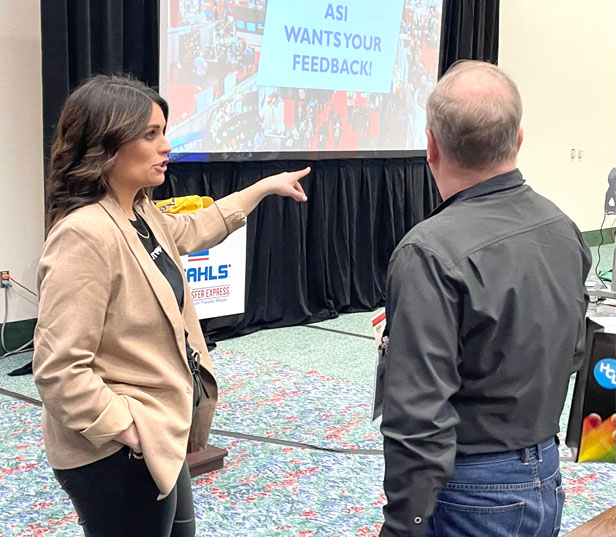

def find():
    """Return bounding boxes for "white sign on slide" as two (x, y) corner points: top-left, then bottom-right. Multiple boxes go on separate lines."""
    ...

(181, 226), (247, 319)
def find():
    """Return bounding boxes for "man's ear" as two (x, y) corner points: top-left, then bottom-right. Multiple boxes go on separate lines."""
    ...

(516, 127), (524, 152)
(426, 129), (439, 164)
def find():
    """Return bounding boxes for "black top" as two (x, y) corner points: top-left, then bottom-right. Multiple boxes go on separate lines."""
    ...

(131, 213), (206, 410)
(380, 169), (591, 537)
(131, 213), (185, 309)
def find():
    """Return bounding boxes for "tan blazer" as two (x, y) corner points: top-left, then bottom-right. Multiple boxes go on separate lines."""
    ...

(33, 192), (245, 498)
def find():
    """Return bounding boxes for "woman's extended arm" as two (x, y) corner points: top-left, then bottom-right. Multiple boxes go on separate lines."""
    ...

(160, 167), (311, 255)
(234, 167), (310, 216)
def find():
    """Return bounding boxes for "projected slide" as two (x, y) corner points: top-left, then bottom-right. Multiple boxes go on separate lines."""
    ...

(163, 0), (442, 159)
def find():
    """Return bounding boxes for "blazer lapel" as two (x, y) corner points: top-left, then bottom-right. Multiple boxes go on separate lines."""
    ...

(98, 195), (187, 360)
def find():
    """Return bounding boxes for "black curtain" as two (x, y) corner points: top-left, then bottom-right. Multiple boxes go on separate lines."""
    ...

(41, 0), (159, 165)
(40, 0), (500, 341)
(439, 0), (500, 75)
(155, 158), (437, 339)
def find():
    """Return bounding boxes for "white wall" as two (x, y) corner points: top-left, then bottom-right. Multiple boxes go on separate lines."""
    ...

(0, 0), (44, 323)
(499, 0), (616, 232)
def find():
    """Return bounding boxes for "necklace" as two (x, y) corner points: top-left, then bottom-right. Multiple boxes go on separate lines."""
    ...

(133, 213), (150, 240)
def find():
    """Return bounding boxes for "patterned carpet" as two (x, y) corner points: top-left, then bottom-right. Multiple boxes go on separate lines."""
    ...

(1, 328), (615, 536)
(2, 237), (616, 535)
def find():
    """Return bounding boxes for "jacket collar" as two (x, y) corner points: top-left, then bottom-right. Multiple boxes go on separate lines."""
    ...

(430, 168), (525, 218)
(97, 194), (187, 359)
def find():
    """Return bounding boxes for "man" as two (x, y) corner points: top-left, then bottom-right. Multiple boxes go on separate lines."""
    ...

(193, 50), (208, 89)
(380, 60), (591, 537)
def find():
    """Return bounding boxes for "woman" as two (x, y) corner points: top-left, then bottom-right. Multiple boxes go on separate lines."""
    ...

(32, 74), (310, 537)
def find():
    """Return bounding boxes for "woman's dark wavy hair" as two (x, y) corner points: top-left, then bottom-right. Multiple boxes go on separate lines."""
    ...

(45, 74), (168, 234)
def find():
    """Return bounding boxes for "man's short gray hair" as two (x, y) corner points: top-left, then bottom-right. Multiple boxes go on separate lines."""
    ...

(426, 60), (523, 170)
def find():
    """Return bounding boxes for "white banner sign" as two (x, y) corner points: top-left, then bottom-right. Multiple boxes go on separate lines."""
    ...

(181, 226), (247, 319)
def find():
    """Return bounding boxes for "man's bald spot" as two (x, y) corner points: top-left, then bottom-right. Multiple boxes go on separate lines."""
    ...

(449, 68), (509, 104)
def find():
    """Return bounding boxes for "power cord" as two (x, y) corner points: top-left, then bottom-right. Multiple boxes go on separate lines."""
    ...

(594, 211), (611, 287)
(1, 282), (35, 359)
(9, 277), (37, 297)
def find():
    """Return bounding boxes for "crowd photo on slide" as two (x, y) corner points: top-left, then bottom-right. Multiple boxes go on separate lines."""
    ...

(165, 0), (442, 156)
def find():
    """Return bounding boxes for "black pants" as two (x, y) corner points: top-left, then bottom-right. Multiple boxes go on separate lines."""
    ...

(53, 446), (195, 537)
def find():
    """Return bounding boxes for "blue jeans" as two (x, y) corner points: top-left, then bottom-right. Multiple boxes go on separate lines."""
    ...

(426, 437), (565, 537)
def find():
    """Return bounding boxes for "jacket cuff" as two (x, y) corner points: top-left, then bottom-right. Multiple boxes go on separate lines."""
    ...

(215, 192), (247, 235)
(81, 395), (134, 448)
